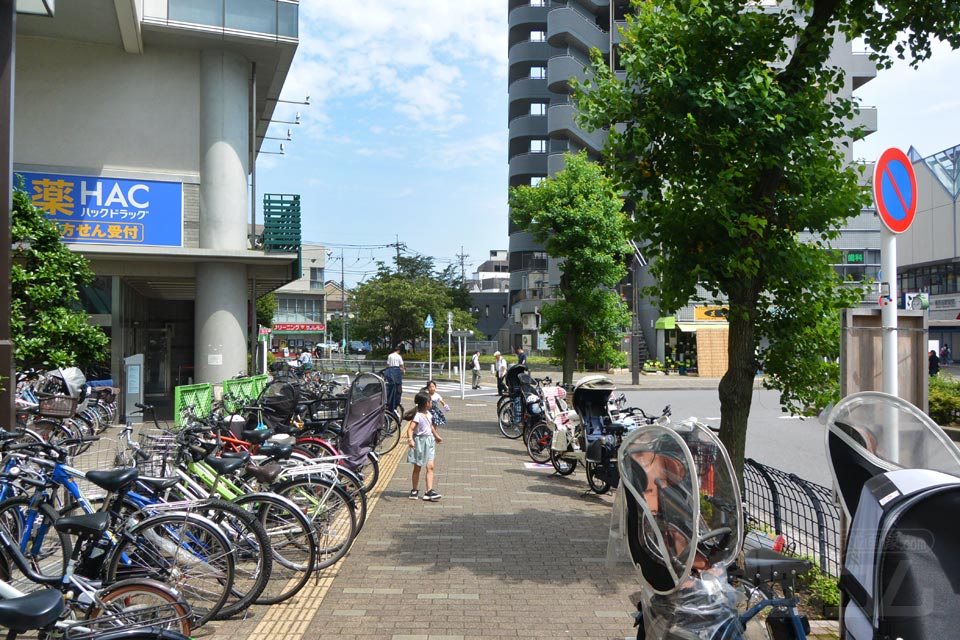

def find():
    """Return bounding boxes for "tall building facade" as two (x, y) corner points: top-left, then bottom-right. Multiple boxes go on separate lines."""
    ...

(507, 0), (879, 363)
(14, 1), (301, 409)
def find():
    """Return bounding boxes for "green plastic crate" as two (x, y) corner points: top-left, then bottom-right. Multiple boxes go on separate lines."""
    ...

(222, 375), (270, 414)
(174, 383), (213, 427)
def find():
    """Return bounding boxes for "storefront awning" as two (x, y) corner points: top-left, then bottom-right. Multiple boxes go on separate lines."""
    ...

(677, 323), (728, 332)
(655, 316), (676, 330)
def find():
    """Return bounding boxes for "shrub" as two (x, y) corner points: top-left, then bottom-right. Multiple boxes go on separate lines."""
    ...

(929, 374), (960, 425)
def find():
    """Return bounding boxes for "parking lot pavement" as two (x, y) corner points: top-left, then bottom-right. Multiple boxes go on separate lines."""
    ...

(204, 394), (840, 640)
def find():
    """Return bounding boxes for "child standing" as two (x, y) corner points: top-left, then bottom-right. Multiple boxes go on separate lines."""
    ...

(406, 390), (443, 501)
(425, 380), (450, 427)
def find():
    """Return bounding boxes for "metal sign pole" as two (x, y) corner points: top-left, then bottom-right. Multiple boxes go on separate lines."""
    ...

(447, 311), (453, 381)
(458, 334), (465, 399)
(429, 326), (433, 380)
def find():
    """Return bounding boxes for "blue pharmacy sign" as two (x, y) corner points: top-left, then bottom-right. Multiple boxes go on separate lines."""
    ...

(15, 172), (183, 247)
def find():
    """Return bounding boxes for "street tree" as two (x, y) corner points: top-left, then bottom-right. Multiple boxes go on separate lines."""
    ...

(351, 273), (475, 350)
(256, 293), (277, 328)
(576, 0), (960, 473)
(11, 181), (109, 371)
(509, 152), (632, 383)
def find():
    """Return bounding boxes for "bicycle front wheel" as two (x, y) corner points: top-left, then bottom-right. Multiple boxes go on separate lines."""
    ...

(234, 493), (317, 605)
(274, 477), (357, 570)
(498, 403), (523, 439)
(104, 511), (235, 627)
(525, 422), (552, 464)
(196, 499), (272, 619)
(0, 496), (71, 583)
(87, 577), (193, 637)
(374, 410), (401, 455)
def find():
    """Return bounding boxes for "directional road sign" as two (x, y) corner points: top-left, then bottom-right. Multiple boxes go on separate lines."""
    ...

(451, 330), (472, 338)
(424, 314), (434, 329)
(873, 147), (918, 234)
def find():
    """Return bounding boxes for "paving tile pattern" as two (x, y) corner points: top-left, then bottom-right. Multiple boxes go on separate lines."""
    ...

(203, 390), (840, 640)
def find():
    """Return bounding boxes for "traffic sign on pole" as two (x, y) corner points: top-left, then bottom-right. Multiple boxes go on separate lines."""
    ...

(873, 147), (918, 234)
(424, 315), (434, 329)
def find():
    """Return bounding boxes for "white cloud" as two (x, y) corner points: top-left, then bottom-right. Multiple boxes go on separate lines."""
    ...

(285, 1), (507, 134)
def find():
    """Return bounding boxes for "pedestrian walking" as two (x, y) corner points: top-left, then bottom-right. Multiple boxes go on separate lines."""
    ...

(929, 349), (941, 376)
(387, 345), (405, 373)
(425, 380), (450, 427)
(298, 348), (313, 370)
(405, 391), (443, 501)
(494, 351), (507, 395)
(516, 347), (527, 366)
(471, 351), (482, 389)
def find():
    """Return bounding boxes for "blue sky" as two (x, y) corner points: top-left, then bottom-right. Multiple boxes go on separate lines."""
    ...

(255, 2), (960, 287)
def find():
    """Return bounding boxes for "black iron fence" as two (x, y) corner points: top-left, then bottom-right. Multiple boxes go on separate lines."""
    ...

(742, 458), (842, 577)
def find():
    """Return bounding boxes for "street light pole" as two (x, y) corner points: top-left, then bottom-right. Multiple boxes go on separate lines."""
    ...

(0, 5), (16, 431)
(340, 247), (346, 352)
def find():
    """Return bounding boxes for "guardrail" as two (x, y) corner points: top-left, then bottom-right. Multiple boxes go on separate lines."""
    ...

(313, 358), (446, 378)
(742, 458), (842, 577)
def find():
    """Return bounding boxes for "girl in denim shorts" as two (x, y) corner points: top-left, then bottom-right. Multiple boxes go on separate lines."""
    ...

(405, 391), (443, 501)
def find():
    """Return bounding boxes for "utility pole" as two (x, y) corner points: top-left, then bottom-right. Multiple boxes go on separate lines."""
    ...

(456, 245), (469, 283)
(389, 236), (406, 273)
(340, 248), (346, 351)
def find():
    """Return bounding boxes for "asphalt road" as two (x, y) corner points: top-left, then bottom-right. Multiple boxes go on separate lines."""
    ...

(623, 387), (833, 487)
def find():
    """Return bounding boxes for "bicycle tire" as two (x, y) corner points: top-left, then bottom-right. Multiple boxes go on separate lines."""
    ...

(87, 577), (193, 637)
(585, 461), (611, 495)
(332, 467), (368, 533)
(195, 499), (272, 619)
(32, 418), (77, 446)
(550, 450), (577, 476)
(498, 403), (522, 439)
(293, 437), (339, 459)
(0, 495), (72, 583)
(374, 410), (401, 455)
(355, 452), (380, 493)
(104, 511), (235, 627)
(273, 476), (357, 570)
(524, 422), (552, 464)
(233, 493), (317, 605)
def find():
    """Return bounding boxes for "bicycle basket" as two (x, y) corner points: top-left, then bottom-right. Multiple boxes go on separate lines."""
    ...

(38, 394), (78, 418)
(134, 428), (178, 477)
(61, 601), (191, 640)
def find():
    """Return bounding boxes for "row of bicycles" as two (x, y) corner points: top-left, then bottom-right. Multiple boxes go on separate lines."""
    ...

(0, 365), (402, 640)
(495, 364), (670, 494)
(495, 365), (824, 639)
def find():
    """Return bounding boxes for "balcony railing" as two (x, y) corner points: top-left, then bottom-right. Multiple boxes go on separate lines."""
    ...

(143, 0), (299, 41)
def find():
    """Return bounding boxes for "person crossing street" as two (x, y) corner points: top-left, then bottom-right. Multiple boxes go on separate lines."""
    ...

(471, 351), (482, 389)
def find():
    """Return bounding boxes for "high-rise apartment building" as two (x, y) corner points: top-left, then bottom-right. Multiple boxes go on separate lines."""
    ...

(507, 0), (879, 361)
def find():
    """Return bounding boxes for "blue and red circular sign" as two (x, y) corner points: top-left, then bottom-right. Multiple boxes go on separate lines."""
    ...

(873, 148), (917, 234)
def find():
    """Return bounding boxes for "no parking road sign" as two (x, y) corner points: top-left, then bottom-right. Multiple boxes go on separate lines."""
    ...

(873, 147), (918, 234)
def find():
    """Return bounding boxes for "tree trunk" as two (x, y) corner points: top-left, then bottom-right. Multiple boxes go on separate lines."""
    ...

(563, 327), (577, 384)
(717, 299), (758, 486)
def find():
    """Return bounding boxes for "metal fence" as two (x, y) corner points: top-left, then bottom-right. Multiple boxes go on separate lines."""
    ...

(742, 458), (842, 577)
(313, 358), (446, 378)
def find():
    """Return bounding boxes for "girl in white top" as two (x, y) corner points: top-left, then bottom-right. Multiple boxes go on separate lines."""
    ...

(405, 391), (443, 501)
(425, 380), (450, 426)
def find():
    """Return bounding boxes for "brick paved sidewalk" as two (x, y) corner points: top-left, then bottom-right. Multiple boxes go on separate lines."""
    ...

(202, 394), (840, 640)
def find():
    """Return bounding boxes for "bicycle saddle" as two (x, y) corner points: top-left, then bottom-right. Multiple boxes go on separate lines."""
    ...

(204, 454), (247, 476)
(86, 467), (139, 492)
(136, 475), (180, 490)
(241, 428), (274, 444)
(247, 463), (283, 485)
(742, 548), (811, 583)
(258, 443), (293, 460)
(55, 510), (110, 539)
(0, 589), (65, 632)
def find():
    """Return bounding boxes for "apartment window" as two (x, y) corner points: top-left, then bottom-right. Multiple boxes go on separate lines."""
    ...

(502, 305), (508, 318)
(530, 102), (547, 116)
(530, 66), (546, 80)
(310, 267), (324, 290)
(485, 305), (490, 318)
(530, 30), (546, 43)
(531, 176), (545, 186)
(530, 139), (547, 154)
(530, 0), (547, 6)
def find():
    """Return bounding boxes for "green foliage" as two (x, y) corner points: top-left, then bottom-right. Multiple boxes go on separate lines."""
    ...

(573, 0), (957, 472)
(351, 267), (478, 350)
(929, 374), (960, 425)
(11, 179), (108, 370)
(509, 152), (632, 381)
(256, 293), (277, 329)
(796, 561), (841, 611)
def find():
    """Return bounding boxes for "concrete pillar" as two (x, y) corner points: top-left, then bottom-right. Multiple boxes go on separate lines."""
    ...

(195, 262), (248, 383)
(199, 50), (249, 250)
(196, 50), (251, 383)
